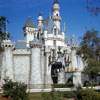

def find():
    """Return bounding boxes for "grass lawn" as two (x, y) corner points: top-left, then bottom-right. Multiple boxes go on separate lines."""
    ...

(28, 92), (75, 100)
(29, 93), (42, 100)
(0, 92), (75, 100)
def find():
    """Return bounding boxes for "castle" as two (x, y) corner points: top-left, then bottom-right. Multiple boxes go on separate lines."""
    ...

(0, 0), (84, 89)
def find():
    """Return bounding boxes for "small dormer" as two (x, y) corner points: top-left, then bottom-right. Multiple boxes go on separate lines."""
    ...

(23, 17), (37, 47)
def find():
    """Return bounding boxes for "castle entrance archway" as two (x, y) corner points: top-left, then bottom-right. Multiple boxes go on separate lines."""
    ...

(51, 62), (63, 84)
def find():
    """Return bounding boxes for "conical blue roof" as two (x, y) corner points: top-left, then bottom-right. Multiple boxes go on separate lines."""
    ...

(23, 17), (36, 28)
(15, 42), (28, 49)
(43, 17), (55, 33)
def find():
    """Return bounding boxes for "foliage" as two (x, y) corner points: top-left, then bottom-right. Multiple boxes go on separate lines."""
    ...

(84, 81), (98, 87)
(92, 82), (98, 86)
(77, 30), (100, 59)
(2, 79), (29, 100)
(85, 59), (100, 80)
(42, 90), (63, 100)
(66, 81), (74, 87)
(77, 30), (100, 81)
(42, 92), (52, 100)
(77, 89), (100, 100)
(61, 91), (76, 98)
(53, 81), (74, 88)
(0, 16), (9, 52)
(86, 0), (100, 15)
(83, 80), (90, 87)
(0, 16), (7, 40)
(51, 90), (63, 100)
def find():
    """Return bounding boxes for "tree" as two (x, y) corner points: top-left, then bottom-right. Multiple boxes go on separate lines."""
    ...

(77, 30), (100, 81)
(86, 0), (100, 15)
(0, 16), (10, 52)
(77, 89), (100, 100)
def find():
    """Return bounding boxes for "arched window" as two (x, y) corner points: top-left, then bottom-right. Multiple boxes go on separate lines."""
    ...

(56, 13), (58, 16)
(54, 28), (56, 35)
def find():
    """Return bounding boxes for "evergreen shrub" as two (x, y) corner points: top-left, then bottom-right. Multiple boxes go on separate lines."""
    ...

(77, 89), (100, 100)
(53, 81), (74, 88)
(84, 81), (98, 87)
(2, 79), (29, 100)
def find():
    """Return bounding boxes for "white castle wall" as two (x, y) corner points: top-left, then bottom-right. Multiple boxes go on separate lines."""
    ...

(13, 55), (30, 84)
(30, 46), (42, 88)
(40, 48), (45, 85)
(3, 47), (14, 80)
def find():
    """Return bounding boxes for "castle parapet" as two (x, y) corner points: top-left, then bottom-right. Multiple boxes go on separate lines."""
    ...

(30, 40), (42, 48)
(1, 40), (15, 47)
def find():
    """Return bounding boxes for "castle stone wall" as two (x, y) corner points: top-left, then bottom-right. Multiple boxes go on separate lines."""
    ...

(3, 47), (14, 80)
(13, 55), (30, 84)
(30, 47), (42, 88)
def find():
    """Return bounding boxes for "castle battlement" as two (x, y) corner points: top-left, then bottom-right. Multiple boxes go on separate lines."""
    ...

(1, 40), (15, 47)
(30, 40), (42, 48)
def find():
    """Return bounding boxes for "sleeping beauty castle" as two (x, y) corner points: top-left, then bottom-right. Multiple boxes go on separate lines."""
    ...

(0, 0), (85, 89)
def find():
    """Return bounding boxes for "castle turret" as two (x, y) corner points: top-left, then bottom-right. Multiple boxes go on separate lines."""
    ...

(23, 17), (37, 47)
(1, 39), (15, 80)
(29, 39), (43, 88)
(70, 36), (78, 71)
(38, 13), (43, 28)
(52, 0), (61, 30)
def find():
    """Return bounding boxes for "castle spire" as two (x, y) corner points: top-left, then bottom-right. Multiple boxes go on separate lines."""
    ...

(64, 22), (66, 33)
(52, 0), (61, 30)
(49, 11), (51, 18)
(54, 0), (58, 4)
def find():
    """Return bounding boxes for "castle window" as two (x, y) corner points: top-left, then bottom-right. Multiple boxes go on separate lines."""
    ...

(54, 28), (56, 35)
(56, 13), (58, 16)
(53, 40), (56, 46)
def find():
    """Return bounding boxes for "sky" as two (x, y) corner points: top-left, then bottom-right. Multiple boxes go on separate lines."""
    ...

(0, 0), (100, 42)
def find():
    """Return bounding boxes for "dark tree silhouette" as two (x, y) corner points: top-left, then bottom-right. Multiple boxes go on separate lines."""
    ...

(86, 0), (100, 15)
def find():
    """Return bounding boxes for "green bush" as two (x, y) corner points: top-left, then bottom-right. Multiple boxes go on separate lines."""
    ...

(65, 81), (74, 87)
(2, 79), (29, 100)
(92, 82), (98, 86)
(51, 90), (63, 100)
(42, 90), (63, 100)
(61, 91), (76, 98)
(77, 89), (100, 100)
(53, 84), (66, 88)
(84, 81), (98, 87)
(53, 81), (74, 88)
(83, 81), (90, 87)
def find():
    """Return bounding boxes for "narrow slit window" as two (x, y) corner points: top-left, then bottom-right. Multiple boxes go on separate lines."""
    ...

(54, 28), (56, 35)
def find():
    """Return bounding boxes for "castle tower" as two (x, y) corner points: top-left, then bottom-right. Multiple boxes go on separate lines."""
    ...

(29, 40), (43, 88)
(38, 13), (43, 28)
(52, 0), (61, 30)
(23, 17), (37, 47)
(1, 39), (15, 80)
(70, 36), (78, 70)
